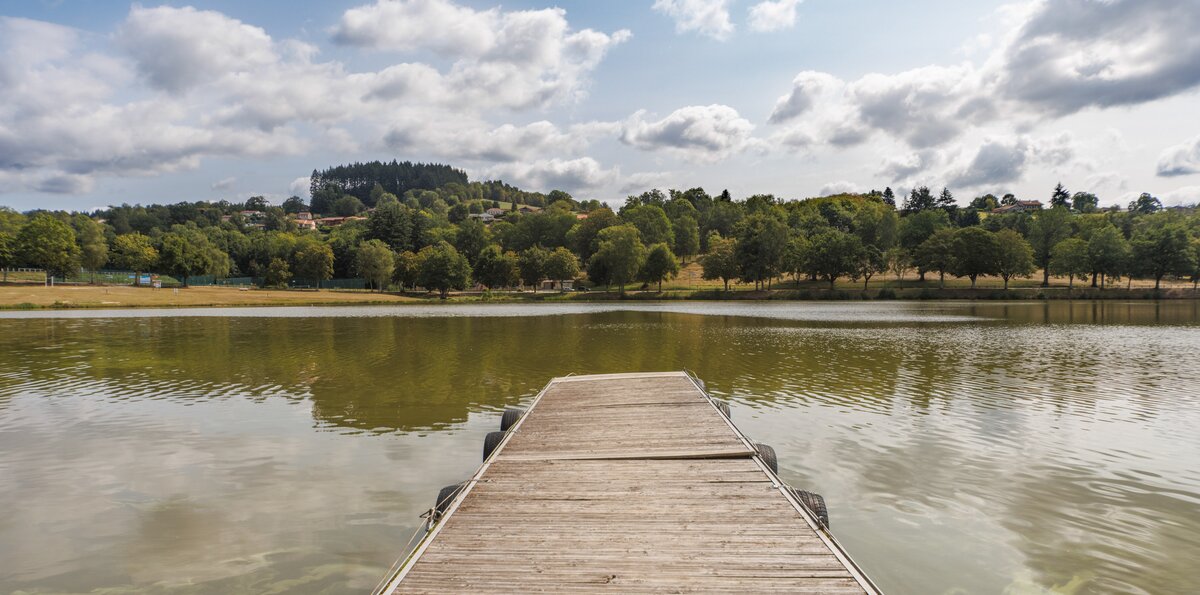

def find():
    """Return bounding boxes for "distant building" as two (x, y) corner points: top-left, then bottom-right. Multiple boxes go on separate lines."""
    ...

(991, 200), (1043, 214)
(485, 207), (506, 217)
(239, 210), (265, 220)
(314, 216), (367, 227)
(295, 211), (314, 220)
(540, 279), (575, 291)
(295, 219), (318, 230)
(575, 213), (589, 220)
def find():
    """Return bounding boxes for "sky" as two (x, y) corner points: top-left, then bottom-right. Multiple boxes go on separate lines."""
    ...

(2, 0), (1199, 212)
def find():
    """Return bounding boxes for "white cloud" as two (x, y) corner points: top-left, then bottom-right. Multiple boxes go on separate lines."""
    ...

(652, 0), (734, 41)
(944, 133), (1083, 190)
(332, 0), (500, 55)
(621, 105), (754, 159)
(332, 0), (630, 109)
(767, 0), (1200, 155)
(1158, 186), (1200, 206)
(997, 0), (1200, 115)
(483, 157), (617, 192)
(117, 6), (278, 93)
(948, 137), (1029, 188)
(384, 118), (618, 163)
(1156, 136), (1200, 177)
(768, 71), (842, 124)
(289, 177), (312, 199)
(211, 177), (237, 191)
(0, 3), (627, 195)
(748, 0), (803, 33)
(818, 180), (860, 196)
(619, 171), (676, 194)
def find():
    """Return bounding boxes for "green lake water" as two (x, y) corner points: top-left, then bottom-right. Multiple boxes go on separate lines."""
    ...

(1, 301), (1199, 594)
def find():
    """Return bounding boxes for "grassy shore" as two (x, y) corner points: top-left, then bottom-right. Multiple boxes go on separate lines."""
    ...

(0, 284), (419, 310)
(2, 280), (1197, 310)
(3, 262), (1196, 310)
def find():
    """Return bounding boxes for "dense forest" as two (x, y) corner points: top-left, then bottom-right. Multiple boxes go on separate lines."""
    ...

(1, 160), (1198, 297)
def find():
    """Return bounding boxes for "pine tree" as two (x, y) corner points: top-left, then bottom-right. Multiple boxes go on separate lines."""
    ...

(902, 186), (936, 214)
(1050, 183), (1070, 209)
(937, 187), (956, 210)
(882, 187), (896, 207)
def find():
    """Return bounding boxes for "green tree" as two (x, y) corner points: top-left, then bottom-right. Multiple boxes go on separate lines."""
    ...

(355, 239), (395, 291)
(333, 195), (366, 216)
(416, 241), (472, 299)
(292, 241), (334, 287)
(885, 247), (912, 284)
(589, 225), (646, 295)
(365, 201), (414, 252)
(853, 245), (885, 289)
(783, 234), (811, 280)
(518, 246), (549, 291)
(807, 229), (865, 289)
(16, 214), (79, 282)
(1128, 193), (1162, 214)
(393, 250), (419, 290)
(699, 233), (739, 291)
(898, 209), (951, 280)
(111, 233), (159, 285)
(448, 202), (469, 223)
(914, 228), (957, 287)
(74, 216), (108, 283)
(543, 247), (580, 292)
(936, 187), (956, 211)
(1087, 225), (1129, 289)
(1130, 220), (1195, 290)
(701, 200), (743, 241)
(1049, 238), (1090, 289)
(263, 207), (296, 233)
(566, 208), (619, 261)
(281, 196), (308, 214)
(639, 243), (680, 292)
(1027, 206), (1073, 286)
(853, 201), (899, 252)
(158, 227), (226, 286)
(672, 214), (701, 263)
(0, 231), (14, 282)
(454, 219), (489, 265)
(622, 204), (674, 246)
(950, 227), (1000, 288)
(735, 213), (789, 289)
(902, 186), (937, 214)
(1190, 238), (1200, 290)
(1050, 183), (1071, 209)
(474, 245), (518, 290)
(995, 228), (1036, 289)
(265, 257), (292, 288)
(1071, 192), (1098, 213)
(970, 194), (998, 211)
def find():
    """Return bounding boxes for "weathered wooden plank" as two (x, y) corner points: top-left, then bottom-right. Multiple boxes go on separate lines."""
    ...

(383, 372), (877, 594)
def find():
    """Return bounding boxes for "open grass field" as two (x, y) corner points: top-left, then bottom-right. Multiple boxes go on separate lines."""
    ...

(0, 284), (418, 309)
(3, 260), (1197, 309)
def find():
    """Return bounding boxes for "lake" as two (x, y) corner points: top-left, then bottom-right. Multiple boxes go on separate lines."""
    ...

(2, 301), (1199, 594)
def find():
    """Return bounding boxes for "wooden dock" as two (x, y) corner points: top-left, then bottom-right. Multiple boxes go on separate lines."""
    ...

(378, 371), (879, 594)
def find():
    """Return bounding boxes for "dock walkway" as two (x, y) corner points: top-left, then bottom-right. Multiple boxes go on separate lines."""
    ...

(379, 371), (879, 593)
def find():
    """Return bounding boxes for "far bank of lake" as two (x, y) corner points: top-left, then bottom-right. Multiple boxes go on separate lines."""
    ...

(1, 281), (1198, 310)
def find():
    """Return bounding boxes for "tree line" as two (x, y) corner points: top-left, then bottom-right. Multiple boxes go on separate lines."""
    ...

(1, 178), (1198, 296)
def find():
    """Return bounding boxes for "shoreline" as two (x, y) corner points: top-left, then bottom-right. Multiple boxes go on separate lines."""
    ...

(2, 283), (1197, 310)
